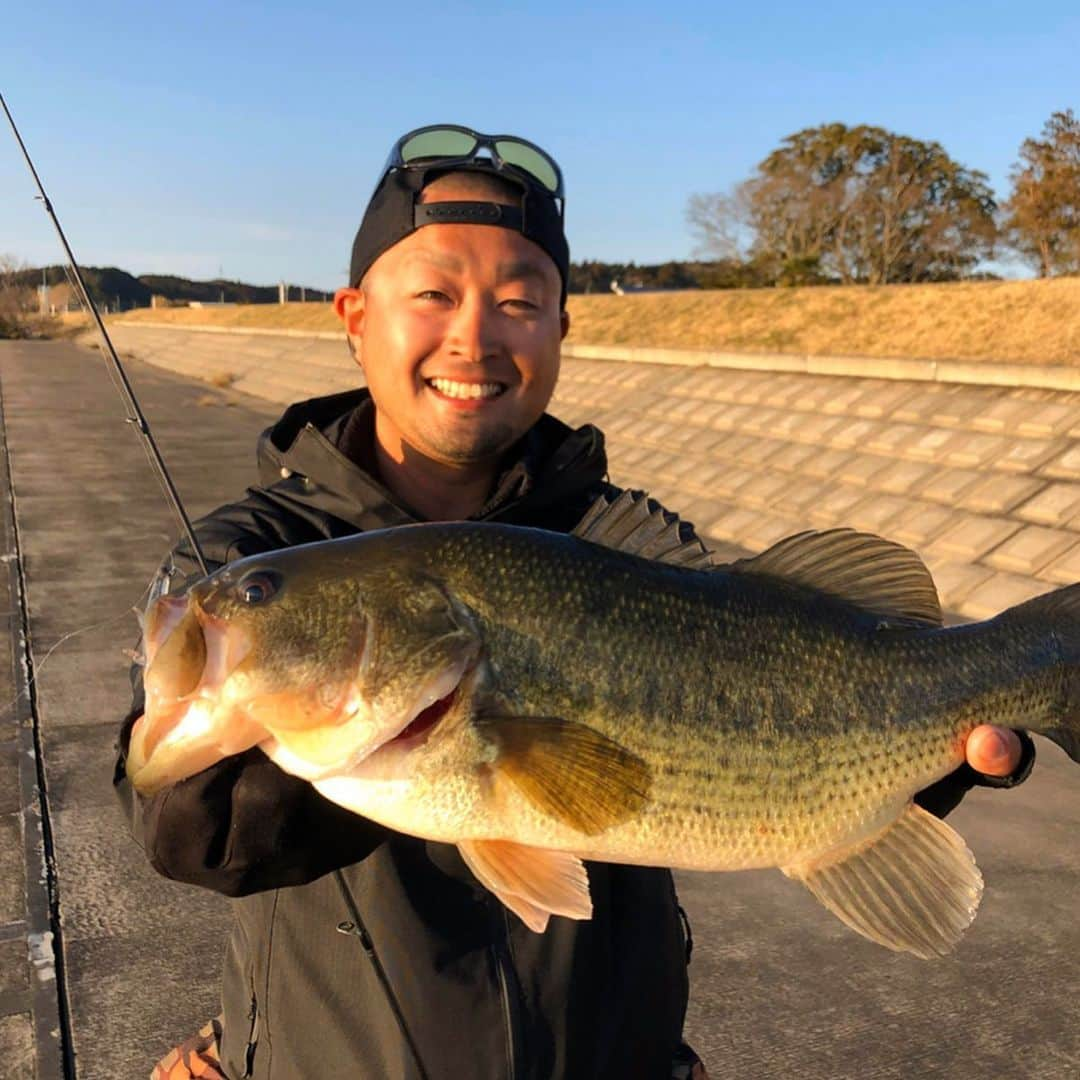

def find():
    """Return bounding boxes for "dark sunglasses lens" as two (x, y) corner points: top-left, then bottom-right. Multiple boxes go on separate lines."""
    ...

(400, 129), (477, 163)
(494, 140), (559, 192)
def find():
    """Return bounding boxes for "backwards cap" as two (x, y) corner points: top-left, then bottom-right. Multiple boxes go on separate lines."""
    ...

(348, 162), (570, 303)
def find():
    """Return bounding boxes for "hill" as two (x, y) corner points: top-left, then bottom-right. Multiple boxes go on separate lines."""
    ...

(14, 266), (325, 310)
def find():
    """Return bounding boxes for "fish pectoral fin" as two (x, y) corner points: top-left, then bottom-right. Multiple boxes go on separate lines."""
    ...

(781, 802), (984, 960)
(478, 715), (651, 836)
(458, 839), (592, 933)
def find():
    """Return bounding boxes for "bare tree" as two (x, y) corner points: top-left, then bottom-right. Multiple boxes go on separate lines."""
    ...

(0, 255), (37, 338)
(685, 188), (754, 261)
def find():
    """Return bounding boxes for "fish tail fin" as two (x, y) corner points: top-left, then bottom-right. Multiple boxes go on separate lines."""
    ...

(1003, 581), (1080, 762)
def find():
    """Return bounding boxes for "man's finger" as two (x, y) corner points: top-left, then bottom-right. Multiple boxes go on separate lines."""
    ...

(966, 724), (1022, 777)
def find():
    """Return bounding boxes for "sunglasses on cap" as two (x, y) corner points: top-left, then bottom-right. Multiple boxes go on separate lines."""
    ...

(379, 124), (565, 214)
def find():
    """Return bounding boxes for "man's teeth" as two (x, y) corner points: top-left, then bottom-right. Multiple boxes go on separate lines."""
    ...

(428, 377), (505, 400)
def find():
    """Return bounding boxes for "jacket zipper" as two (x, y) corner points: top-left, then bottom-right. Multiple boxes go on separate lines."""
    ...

(491, 906), (522, 1080)
(333, 870), (430, 1080)
(241, 989), (259, 1078)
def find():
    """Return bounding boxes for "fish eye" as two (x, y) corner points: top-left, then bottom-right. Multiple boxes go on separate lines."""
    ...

(236, 571), (280, 605)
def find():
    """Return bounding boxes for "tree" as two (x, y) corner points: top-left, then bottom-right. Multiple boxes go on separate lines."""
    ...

(685, 190), (753, 262)
(689, 124), (998, 286)
(1004, 109), (1080, 277)
(0, 255), (37, 338)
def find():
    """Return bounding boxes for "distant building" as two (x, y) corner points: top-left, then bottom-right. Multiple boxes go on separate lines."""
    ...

(45, 282), (80, 313)
(609, 279), (684, 295)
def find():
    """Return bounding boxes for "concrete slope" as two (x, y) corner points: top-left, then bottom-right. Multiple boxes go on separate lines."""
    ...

(106, 322), (1080, 622)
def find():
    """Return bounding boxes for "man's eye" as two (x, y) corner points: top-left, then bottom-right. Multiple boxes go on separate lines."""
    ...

(501, 297), (538, 312)
(416, 289), (450, 302)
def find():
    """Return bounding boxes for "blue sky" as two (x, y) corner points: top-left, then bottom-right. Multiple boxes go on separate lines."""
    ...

(2, 1), (1077, 290)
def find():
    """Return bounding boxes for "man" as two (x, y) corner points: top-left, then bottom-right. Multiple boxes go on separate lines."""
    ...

(116, 125), (1031, 1079)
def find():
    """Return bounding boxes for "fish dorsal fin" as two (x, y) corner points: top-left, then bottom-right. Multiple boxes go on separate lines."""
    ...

(729, 528), (942, 627)
(572, 490), (714, 569)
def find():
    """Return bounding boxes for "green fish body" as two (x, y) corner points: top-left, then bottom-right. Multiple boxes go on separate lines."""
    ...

(128, 496), (1080, 956)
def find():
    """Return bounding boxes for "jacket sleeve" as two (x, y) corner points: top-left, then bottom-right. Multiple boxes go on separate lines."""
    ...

(113, 492), (389, 897)
(114, 688), (388, 898)
(914, 729), (1036, 818)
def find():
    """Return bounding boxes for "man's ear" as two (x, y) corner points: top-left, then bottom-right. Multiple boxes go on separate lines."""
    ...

(334, 287), (365, 334)
(334, 287), (366, 365)
(560, 308), (571, 341)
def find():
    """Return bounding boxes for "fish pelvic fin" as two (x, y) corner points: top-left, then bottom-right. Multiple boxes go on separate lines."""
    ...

(1002, 581), (1080, 762)
(730, 528), (942, 627)
(781, 803), (983, 960)
(477, 715), (651, 836)
(458, 839), (592, 933)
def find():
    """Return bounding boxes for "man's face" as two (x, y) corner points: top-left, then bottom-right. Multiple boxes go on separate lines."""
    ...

(334, 191), (568, 472)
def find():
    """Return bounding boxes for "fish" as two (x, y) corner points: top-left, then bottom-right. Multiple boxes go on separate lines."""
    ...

(125, 492), (1080, 957)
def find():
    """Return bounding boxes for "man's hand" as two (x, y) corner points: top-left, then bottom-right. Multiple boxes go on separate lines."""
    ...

(966, 724), (1023, 777)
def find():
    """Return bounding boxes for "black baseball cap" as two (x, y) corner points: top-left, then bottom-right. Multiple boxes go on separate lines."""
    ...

(348, 126), (570, 304)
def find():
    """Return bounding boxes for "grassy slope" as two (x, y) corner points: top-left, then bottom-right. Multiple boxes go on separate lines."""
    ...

(109, 277), (1080, 365)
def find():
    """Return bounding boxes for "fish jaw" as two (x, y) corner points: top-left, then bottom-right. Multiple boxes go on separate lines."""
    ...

(127, 596), (257, 794)
(126, 697), (265, 793)
(260, 652), (475, 781)
(142, 593), (189, 668)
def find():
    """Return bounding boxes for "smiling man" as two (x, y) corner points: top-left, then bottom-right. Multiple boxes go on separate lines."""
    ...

(334, 167), (567, 523)
(117, 125), (1030, 1080)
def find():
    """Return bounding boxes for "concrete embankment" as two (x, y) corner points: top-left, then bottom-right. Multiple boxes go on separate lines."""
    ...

(101, 322), (1080, 621)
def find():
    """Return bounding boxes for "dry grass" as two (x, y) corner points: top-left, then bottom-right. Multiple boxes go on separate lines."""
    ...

(109, 303), (337, 334)
(108, 278), (1080, 365)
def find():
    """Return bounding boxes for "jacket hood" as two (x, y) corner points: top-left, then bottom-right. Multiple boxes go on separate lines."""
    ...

(253, 388), (611, 533)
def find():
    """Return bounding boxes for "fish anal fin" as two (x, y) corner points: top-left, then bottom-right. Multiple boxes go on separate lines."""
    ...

(478, 716), (651, 836)
(458, 838), (592, 933)
(782, 802), (983, 959)
(732, 528), (942, 627)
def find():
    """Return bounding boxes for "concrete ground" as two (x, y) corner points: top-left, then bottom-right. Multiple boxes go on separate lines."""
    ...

(1, 340), (1078, 1079)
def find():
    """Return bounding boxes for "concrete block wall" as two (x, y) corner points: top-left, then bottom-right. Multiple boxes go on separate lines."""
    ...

(100, 323), (1080, 619)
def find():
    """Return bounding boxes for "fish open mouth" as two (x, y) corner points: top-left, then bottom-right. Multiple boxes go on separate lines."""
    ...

(386, 686), (459, 748)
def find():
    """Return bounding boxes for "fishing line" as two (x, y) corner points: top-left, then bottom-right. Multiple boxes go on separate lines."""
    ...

(0, 90), (209, 576)
(0, 560), (162, 721)
(0, 599), (149, 721)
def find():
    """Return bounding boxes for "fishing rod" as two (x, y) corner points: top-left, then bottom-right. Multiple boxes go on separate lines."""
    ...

(1, 91), (210, 576)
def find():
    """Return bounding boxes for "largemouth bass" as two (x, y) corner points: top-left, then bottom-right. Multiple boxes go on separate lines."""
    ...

(126, 494), (1080, 957)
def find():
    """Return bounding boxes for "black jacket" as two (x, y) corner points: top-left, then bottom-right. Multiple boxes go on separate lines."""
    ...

(115, 389), (1032, 1079)
(116, 391), (692, 1080)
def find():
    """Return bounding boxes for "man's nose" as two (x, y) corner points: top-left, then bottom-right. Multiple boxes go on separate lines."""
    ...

(446, 295), (500, 361)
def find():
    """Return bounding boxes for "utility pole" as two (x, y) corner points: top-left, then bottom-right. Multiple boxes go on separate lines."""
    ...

(279, 281), (287, 304)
